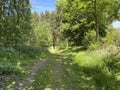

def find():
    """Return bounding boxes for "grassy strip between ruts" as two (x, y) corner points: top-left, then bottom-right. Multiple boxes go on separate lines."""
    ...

(30, 49), (68, 90)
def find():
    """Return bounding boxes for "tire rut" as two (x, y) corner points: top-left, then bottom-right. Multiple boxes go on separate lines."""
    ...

(8, 59), (47, 90)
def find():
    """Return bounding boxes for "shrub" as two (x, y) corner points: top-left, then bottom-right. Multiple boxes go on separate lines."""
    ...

(88, 41), (101, 50)
(0, 46), (19, 58)
(0, 63), (20, 75)
(15, 45), (49, 59)
(0, 46), (21, 75)
(71, 49), (120, 90)
(82, 30), (96, 47)
(102, 27), (115, 46)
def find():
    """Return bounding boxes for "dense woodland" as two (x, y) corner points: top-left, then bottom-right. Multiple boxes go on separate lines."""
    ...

(0, 0), (120, 48)
(0, 0), (120, 89)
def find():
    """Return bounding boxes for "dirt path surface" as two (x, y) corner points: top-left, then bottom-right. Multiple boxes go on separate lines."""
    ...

(44, 52), (72, 90)
(1, 51), (72, 90)
(9, 59), (47, 90)
(50, 57), (66, 90)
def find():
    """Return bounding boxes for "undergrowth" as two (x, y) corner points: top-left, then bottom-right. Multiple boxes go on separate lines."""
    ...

(0, 45), (49, 75)
(64, 47), (120, 90)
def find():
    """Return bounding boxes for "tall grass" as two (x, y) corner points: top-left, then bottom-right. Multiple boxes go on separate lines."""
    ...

(0, 45), (50, 75)
(64, 47), (120, 90)
(73, 51), (105, 68)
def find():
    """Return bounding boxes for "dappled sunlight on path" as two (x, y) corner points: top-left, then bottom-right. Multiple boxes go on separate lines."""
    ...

(30, 50), (72, 90)
(1, 49), (73, 90)
(8, 59), (47, 90)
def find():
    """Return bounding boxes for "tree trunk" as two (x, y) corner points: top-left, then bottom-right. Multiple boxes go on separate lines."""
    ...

(0, 1), (4, 42)
(52, 31), (56, 49)
(94, 0), (99, 41)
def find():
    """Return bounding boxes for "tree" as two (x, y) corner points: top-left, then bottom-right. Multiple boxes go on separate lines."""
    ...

(31, 11), (52, 47)
(0, 0), (31, 47)
(50, 9), (63, 49)
(56, 0), (120, 46)
(93, 0), (99, 41)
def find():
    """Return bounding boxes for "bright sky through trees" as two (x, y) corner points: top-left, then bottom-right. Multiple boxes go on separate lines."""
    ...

(30, 0), (56, 13)
(112, 21), (120, 28)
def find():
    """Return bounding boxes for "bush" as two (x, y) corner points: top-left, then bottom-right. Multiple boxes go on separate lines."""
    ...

(0, 45), (50, 76)
(82, 30), (96, 47)
(15, 45), (49, 59)
(0, 46), (21, 75)
(0, 46), (19, 58)
(114, 30), (120, 46)
(58, 39), (69, 49)
(0, 63), (20, 75)
(70, 49), (120, 90)
(102, 27), (115, 46)
(88, 41), (101, 50)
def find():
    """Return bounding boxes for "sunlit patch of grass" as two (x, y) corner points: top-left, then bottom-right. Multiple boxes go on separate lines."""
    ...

(7, 81), (16, 89)
(32, 67), (53, 90)
(63, 47), (120, 90)
(1, 80), (16, 90)
(73, 51), (105, 68)
(0, 45), (50, 89)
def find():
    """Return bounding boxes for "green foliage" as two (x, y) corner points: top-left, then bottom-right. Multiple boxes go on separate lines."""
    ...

(32, 67), (52, 90)
(33, 21), (52, 47)
(88, 41), (101, 50)
(114, 29), (120, 46)
(0, 46), (19, 61)
(0, 46), (21, 75)
(31, 12), (52, 47)
(0, 45), (50, 76)
(57, 0), (120, 46)
(0, 63), (20, 75)
(102, 27), (115, 46)
(64, 47), (120, 90)
(58, 39), (69, 49)
(82, 30), (101, 50)
(15, 45), (49, 59)
(31, 10), (63, 48)
(0, 0), (31, 47)
(73, 51), (105, 67)
(0, 0), (120, 89)
(82, 30), (96, 47)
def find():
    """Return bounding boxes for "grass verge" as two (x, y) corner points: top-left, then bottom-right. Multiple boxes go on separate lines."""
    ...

(0, 45), (50, 89)
(63, 47), (120, 90)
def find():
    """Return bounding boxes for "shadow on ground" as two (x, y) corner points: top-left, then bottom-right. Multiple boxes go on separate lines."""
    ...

(63, 48), (120, 90)
(29, 47), (120, 90)
(3, 47), (120, 90)
(30, 52), (70, 90)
